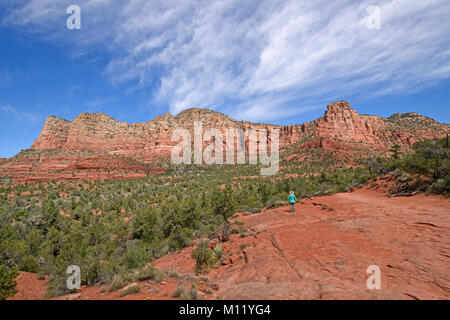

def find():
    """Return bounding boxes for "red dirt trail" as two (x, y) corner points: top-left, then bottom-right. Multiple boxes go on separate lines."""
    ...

(9, 186), (450, 300)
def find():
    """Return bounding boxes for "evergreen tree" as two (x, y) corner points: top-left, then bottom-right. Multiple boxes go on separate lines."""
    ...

(0, 265), (19, 300)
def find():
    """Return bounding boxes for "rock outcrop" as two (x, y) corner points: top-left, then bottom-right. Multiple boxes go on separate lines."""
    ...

(314, 101), (385, 144)
(313, 101), (446, 145)
(1, 101), (448, 183)
(31, 116), (71, 150)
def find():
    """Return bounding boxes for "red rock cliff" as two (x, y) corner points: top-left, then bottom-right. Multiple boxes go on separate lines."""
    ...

(1, 101), (448, 183)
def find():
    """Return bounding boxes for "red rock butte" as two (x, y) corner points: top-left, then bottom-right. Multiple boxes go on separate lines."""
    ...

(0, 101), (448, 183)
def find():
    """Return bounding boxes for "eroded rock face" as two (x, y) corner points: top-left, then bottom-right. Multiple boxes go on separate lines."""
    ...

(1, 101), (449, 183)
(31, 101), (449, 155)
(0, 149), (164, 183)
(31, 109), (277, 155)
(31, 116), (71, 150)
(313, 101), (446, 145)
(315, 101), (382, 143)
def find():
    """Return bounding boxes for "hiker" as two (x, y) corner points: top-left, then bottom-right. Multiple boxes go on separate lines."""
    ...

(288, 191), (296, 212)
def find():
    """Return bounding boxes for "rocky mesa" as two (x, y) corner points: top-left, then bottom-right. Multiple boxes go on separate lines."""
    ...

(0, 101), (448, 183)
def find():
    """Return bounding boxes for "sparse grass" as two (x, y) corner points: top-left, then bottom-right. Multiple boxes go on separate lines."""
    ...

(173, 285), (200, 300)
(320, 204), (334, 211)
(238, 243), (248, 252)
(166, 268), (178, 278)
(109, 275), (128, 292)
(134, 265), (159, 282)
(213, 245), (223, 261)
(172, 286), (185, 298)
(119, 283), (141, 297)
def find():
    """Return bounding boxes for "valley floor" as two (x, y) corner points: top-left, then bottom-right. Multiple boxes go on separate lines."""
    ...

(10, 186), (450, 300)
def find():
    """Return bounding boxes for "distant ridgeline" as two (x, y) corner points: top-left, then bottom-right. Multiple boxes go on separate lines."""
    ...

(0, 101), (448, 183)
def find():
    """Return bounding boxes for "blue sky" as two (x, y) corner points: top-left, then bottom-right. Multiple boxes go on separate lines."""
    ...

(0, 0), (449, 158)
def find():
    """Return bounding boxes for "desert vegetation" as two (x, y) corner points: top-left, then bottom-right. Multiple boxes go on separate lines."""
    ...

(0, 136), (448, 299)
(0, 160), (373, 298)
(367, 137), (449, 196)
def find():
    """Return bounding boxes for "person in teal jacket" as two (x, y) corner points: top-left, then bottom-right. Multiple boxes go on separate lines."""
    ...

(288, 191), (296, 212)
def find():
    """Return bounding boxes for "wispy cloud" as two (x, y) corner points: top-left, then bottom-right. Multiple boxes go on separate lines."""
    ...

(2, 0), (450, 121)
(84, 96), (117, 112)
(0, 104), (42, 123)
(0, 71), (12, 87)
(67, 85), (81, 98)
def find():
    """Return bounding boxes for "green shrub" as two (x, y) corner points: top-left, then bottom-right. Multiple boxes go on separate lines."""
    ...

(366, 137), (449, 195)
(0, 265), (19, 300)
(191, 239), (215, 275)
(431, 178), (449, 194)
(109, 274), (127, 292)
(46, 272), (72, 298)
(274, 200), (289, 207)
(122, 244), (149, 270)
(248, 207), (261, 214)
(97, 261), (119, 284)
(19, 255), (39, 273)
(212, 245), (223, 261)
(134, 265), (159, 281)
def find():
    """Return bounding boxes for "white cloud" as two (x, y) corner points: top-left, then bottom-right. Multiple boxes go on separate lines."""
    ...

(2, 0), (450, 122)
(0, 104), (42, 123)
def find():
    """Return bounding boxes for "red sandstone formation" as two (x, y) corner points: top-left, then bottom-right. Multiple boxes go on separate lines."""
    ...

(313, 101), (444, 145)
(0, 101), (448, 183)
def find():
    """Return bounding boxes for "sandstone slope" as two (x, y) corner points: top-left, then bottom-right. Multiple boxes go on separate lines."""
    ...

(155, 185), (450, 300)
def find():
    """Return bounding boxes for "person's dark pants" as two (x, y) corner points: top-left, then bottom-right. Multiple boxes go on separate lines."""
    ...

(290, 203), (295, 212)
